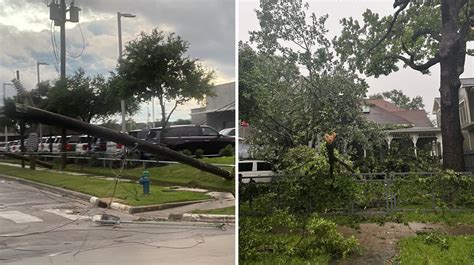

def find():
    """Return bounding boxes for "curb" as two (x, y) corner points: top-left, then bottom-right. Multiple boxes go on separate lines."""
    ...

(117, 199), (213, 214)
(182, 213), (235, 223)
(0, 174), (94, 202)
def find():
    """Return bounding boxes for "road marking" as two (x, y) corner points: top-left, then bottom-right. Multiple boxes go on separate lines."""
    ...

(0, 210), (43, 223)
(43, 209), (89, 220)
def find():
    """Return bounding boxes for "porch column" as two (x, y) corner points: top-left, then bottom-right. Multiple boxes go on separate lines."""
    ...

(411, 134), (419, 157)
(436, 132), (443, 157)
(386, 135), (393, 149)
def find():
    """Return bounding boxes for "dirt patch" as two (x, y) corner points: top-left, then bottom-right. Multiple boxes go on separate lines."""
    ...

(336, 223), (414, 265)
(335, 222), (474, 265)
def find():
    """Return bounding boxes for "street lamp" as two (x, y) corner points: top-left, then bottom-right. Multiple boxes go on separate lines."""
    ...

(117, 11), (136, 133)
(37, 61), (49, 142)
(2, 83), (13, 142)
(37, 61), (49, 85)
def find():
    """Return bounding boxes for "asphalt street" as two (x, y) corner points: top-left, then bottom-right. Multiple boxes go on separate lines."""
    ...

(0, 177), (235, 264)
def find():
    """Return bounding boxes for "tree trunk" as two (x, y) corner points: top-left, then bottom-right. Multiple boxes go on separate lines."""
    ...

(159, 96), (167, 142)
(438, 0), (466, 171)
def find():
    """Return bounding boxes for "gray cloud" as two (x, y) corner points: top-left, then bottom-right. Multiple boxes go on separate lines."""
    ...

(0, 0), (235, 89)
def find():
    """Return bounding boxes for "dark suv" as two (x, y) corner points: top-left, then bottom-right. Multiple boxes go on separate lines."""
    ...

(145, 125), (234, 155)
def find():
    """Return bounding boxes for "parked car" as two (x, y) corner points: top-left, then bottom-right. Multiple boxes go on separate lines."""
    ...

(38, 137), (55, 153)
(68, 135), (91, 154)
(147, 125), (235, 155)
(51, 136), (76, 153)
(91, 137), (124, 154)
(238, 160), (275, 183)
(9, 140), (21, 153)
(219, 127), (235, 136)
(0, 142), (10, 152)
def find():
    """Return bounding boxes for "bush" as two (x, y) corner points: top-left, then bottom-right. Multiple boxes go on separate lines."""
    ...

(180, 149), (192, 156)
(239, 210), (359, 262)
(194, 149), (204, 159)
(219, 144), (234, 157)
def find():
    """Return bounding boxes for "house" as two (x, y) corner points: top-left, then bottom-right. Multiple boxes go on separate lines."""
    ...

(433, 78), (474, 170)
(190, 82), (235, 131)
(363, 98), (441, 157)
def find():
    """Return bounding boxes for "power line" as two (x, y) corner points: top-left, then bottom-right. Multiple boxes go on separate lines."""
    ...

(66, 22), (86, 58)
(50, 21), (60, 74)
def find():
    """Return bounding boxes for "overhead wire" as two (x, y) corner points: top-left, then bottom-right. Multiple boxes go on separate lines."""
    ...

(50, 21), (60, 74)
(66, 22), (86, 58)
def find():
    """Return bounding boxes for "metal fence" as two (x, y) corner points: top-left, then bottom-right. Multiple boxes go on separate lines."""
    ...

(0, 151), (235, 170)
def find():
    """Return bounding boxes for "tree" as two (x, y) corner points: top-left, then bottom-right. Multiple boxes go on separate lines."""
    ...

(241, 1), (386, 165)
(118, 29), (215, 134)
(46, 69), (139, 123)
(369, 89), (425, 110)
(334, 0), (474, 171)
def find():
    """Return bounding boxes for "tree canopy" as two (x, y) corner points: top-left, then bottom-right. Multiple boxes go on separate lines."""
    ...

(334, 0), (474, 170)
(46, 69), (139, 123)
(118, 29), (215, 129)
(240, 1), (386, 165)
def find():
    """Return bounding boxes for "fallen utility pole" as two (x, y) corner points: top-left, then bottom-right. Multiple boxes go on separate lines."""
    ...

(5, 105), (233, 180)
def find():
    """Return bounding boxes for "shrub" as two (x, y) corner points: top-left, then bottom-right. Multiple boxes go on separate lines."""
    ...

(219, 144), (234, 157)
(180, 149), (192, 156)
(194, 149), (204, 159)
(239, 210), (359, 262)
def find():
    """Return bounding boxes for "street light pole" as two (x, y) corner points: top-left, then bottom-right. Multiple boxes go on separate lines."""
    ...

(117, 11), (136, 132)
(36, 61), (49, 142)
(37, 61), (49, 85)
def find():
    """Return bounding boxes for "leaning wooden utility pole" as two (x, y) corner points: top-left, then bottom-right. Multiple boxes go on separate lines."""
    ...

(5, 105), (234, 180)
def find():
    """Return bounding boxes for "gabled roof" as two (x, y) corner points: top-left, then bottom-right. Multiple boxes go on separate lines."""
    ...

(363, 98), (431, 127)
(366, 99), (403, 112)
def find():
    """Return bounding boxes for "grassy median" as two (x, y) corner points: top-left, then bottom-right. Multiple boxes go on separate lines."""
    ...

(65, 156), (235, 192)
(0, 164), (208, 206)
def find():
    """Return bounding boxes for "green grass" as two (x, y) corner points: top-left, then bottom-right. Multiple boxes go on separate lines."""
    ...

(397, 234), (474, 264)
(0, 164), (208, 206)
(324, 210), (474, 228)
(241, 255), (330, 265)
(192, 206), (235, 215)
(64, 156), (235, 192)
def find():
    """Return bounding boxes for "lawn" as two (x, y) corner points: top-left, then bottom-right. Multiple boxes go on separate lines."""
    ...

(0, 164), (208, 206)
(397, 234), (474, 264)
(64, 156), (235, 192)
(192, 206), (235, 215)
(324, 210), (474, 228)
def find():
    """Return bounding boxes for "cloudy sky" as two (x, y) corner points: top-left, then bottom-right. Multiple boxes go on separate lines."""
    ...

(240, 0), (474, 116)
(0, 0), (235, 123)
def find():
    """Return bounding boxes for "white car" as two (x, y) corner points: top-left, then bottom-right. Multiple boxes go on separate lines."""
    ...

(9, 140), (21, 153)
(219, 127), (235, 136)
(38, 137), (55, 152)
(238, 160), (275, 183)
(0, 142), (10, 152)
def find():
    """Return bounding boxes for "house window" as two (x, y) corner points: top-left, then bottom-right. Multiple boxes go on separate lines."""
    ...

(459, 100), (468, 125)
